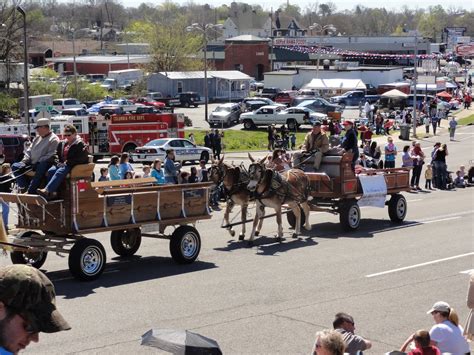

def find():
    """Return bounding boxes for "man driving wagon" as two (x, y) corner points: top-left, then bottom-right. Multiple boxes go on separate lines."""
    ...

(292, 121), (330, 171)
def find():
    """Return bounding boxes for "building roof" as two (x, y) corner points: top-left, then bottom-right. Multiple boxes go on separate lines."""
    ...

(33, 40), (103, 56)
(225, 35), (269, 42)
(159, 70), (252, 81)
(46, 55), (150, 64)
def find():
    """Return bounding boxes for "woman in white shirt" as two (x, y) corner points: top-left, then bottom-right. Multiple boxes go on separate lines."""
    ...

(427, 301), (470, 355)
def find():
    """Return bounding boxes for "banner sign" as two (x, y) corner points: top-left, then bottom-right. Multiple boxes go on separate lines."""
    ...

(358, 174), (387, 208)
(456, 43), (474, 57)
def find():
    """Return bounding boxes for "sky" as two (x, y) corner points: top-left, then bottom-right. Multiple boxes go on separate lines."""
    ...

(117, 0), (474, 11)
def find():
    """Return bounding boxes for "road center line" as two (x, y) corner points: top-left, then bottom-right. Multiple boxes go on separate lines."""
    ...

(422, 216), (461, 224)
(366, 252), (474, 278)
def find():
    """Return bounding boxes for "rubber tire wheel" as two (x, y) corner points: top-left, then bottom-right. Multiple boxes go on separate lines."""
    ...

(169, 226), (201, 264)
(184, 102), (190, 108)
(339, 199), (361, 231)
(340, 103), (346, 110)
(243, 120), (254, 130)
(388, 194), (407, 223)
(110, 228), (142, 257)
(200, 151), (210, 163)
(286, 208), (306, 229)
(68, 238), (106, 281)
(10, 231), (47, 269)
(287, 119), (297, 131)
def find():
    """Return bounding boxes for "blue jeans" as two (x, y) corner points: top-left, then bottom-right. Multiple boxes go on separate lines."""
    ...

(164, 176), (177, 184)
(1, 201), (9, 227)
(12, 160), (53, 194)
(45, 165), (72, 193)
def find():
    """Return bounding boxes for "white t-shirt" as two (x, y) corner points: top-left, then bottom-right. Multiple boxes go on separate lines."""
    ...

(429, 320), (470, 354)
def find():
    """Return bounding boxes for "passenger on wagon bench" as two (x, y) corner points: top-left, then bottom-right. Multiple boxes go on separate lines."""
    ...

(339, 120), (359, 169)
(12, 118), (59, 194)
(37, 124), (89, 200)
(292, 121), (329, 171)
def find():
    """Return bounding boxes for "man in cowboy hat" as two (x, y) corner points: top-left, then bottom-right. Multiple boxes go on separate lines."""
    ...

(11, 118), (59, 194)
(0, 264), (71, 354)
(292, 121), (329, 170)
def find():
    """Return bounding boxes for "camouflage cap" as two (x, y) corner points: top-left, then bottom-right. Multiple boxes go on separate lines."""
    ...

(0, 264), (70, 333)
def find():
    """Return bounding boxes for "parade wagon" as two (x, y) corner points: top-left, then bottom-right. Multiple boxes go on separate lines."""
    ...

(0, 163), (213, 281)
(287, 153), (411, 230)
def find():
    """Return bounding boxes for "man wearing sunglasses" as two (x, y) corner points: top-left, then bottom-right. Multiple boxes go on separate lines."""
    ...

(333, 312), (372, 355)
(11, 118), (59, 194)
(0, 264), (70, 354)
(37, 124), (89, 200)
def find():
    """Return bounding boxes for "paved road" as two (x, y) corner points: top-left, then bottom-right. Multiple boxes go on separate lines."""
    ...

(2, 122), (473, 354)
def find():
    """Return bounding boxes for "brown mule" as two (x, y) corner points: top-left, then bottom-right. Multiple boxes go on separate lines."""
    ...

(208, 156), (251, 241)
(247, 153), (311, 247)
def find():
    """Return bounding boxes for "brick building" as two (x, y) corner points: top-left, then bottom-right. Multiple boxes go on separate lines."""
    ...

(213, 35), (270, 81)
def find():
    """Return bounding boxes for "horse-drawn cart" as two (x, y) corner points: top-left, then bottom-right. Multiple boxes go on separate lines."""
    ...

(287, 153), (411, 230)
(0, 163), (213, 281)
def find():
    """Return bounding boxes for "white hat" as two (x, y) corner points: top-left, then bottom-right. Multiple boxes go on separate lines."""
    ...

(34, 118), (50, 129)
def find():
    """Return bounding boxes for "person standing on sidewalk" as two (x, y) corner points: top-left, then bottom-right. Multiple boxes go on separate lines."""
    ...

(384, 137), (397, 169)
(448, 117), (458, 141)
(431, 115), (439, 135)
(411, 142), (425, 190)
(423, 115), (430, 134)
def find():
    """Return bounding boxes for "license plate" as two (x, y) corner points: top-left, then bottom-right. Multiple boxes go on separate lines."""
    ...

(139, 155), (145, 159)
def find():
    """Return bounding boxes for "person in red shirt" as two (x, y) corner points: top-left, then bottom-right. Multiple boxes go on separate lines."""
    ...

(400, 329), (441, 355)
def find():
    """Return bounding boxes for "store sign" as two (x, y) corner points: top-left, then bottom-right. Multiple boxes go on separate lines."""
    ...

(274, 38), (308, 46)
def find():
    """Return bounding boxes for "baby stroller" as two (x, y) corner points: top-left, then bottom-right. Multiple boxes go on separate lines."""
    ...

(274, 134), (286, 149)
(445, 170), (455, 190)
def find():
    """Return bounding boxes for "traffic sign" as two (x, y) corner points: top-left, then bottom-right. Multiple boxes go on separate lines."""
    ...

(34, 105), (53, 112)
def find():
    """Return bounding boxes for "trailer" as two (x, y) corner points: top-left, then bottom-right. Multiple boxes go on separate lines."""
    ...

(286, 153), (411, 230)
(0, 163), (213, 281)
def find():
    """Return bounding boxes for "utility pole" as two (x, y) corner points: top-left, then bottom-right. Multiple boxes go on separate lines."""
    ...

(270, 8), (274, 72)
(17, 6), (30, 136)
(412, 33), (418, 138)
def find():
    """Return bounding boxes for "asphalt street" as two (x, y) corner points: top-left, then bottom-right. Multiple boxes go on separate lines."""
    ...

(1, 114), (473, 354)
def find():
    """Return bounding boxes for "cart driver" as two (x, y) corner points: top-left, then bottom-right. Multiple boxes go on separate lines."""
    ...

(11, 118), (59, 194)
(292, 121), (329, 170)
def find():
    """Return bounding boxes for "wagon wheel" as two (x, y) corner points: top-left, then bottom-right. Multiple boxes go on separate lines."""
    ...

(339, 199), (361, 231)
(68, 238), (106, 281)
(286, 208), (306, 229)
(388, 194), (407, 223)
(10, 231), (48, 269)
(169, 226), (201, 264)
(110, 228), (142, 257)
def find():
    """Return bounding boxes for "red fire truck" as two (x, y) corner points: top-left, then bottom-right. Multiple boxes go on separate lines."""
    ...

(49, 112), (185, 160)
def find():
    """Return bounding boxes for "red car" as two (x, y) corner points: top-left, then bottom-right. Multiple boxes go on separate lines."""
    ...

(133, 97), (166, 109)
(274, 91), (297, 106)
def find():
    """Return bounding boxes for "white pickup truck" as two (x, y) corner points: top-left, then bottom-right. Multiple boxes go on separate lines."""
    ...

(239, 105), (325, 130)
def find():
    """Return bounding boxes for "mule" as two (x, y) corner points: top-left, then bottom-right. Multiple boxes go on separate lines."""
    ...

(208, 157), (252, 241)
(247, 154), (311, 246)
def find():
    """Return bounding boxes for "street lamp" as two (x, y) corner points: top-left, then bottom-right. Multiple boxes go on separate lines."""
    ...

(69, 28), (78, 98)
(186, 23), (223, 123)
(16, 6), (31, 136)
(308, 23), (336, 78)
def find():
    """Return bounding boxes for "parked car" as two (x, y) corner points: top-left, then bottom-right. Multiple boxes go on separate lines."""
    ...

(292, 95), (321, 107)
(242, 100), (271, 112)
(59, 108), (89, 117)
(85, 74), (106, 83)
(241, 97), (286, 111)
(260, 87), (281, 100)
(297, 98), (343, 114)
(175, 92), (202, 108)
(98, 105), (125, 117)
(132, 138), (213, 164)
(27, 108), (61, 119)
(297, 89), (319, 97)
(405, 95), (436, 108)
(133, 97), (166, 109)
(146, 92), (181, 107)
(135, 106), (162, 114)
(0, 134), (29, 163)
(239, 105), (317, 130)
(274, 91), (297, 106)
(329, 91), (380, 108)
(250, 81), (264, 91)
(110, 99), (143, 113)
(52, 98), (86, 112)
(208, 103), (241, 127)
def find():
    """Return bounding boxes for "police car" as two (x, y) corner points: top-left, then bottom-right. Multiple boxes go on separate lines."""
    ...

(131, 138), (213, 164)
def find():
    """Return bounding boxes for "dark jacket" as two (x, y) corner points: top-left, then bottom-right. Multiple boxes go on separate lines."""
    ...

(0, 174), (12, 193)
(56, 137), (89, 168)
(341, 128), (358, 153)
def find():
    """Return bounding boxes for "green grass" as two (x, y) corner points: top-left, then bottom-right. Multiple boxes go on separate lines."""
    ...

(188, 129), (309, 151)
(457, 114), (474, 126)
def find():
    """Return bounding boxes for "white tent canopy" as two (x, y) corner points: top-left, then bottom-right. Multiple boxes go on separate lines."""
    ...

(304, 78), (366, 91)
(381, 89), (408, 98)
